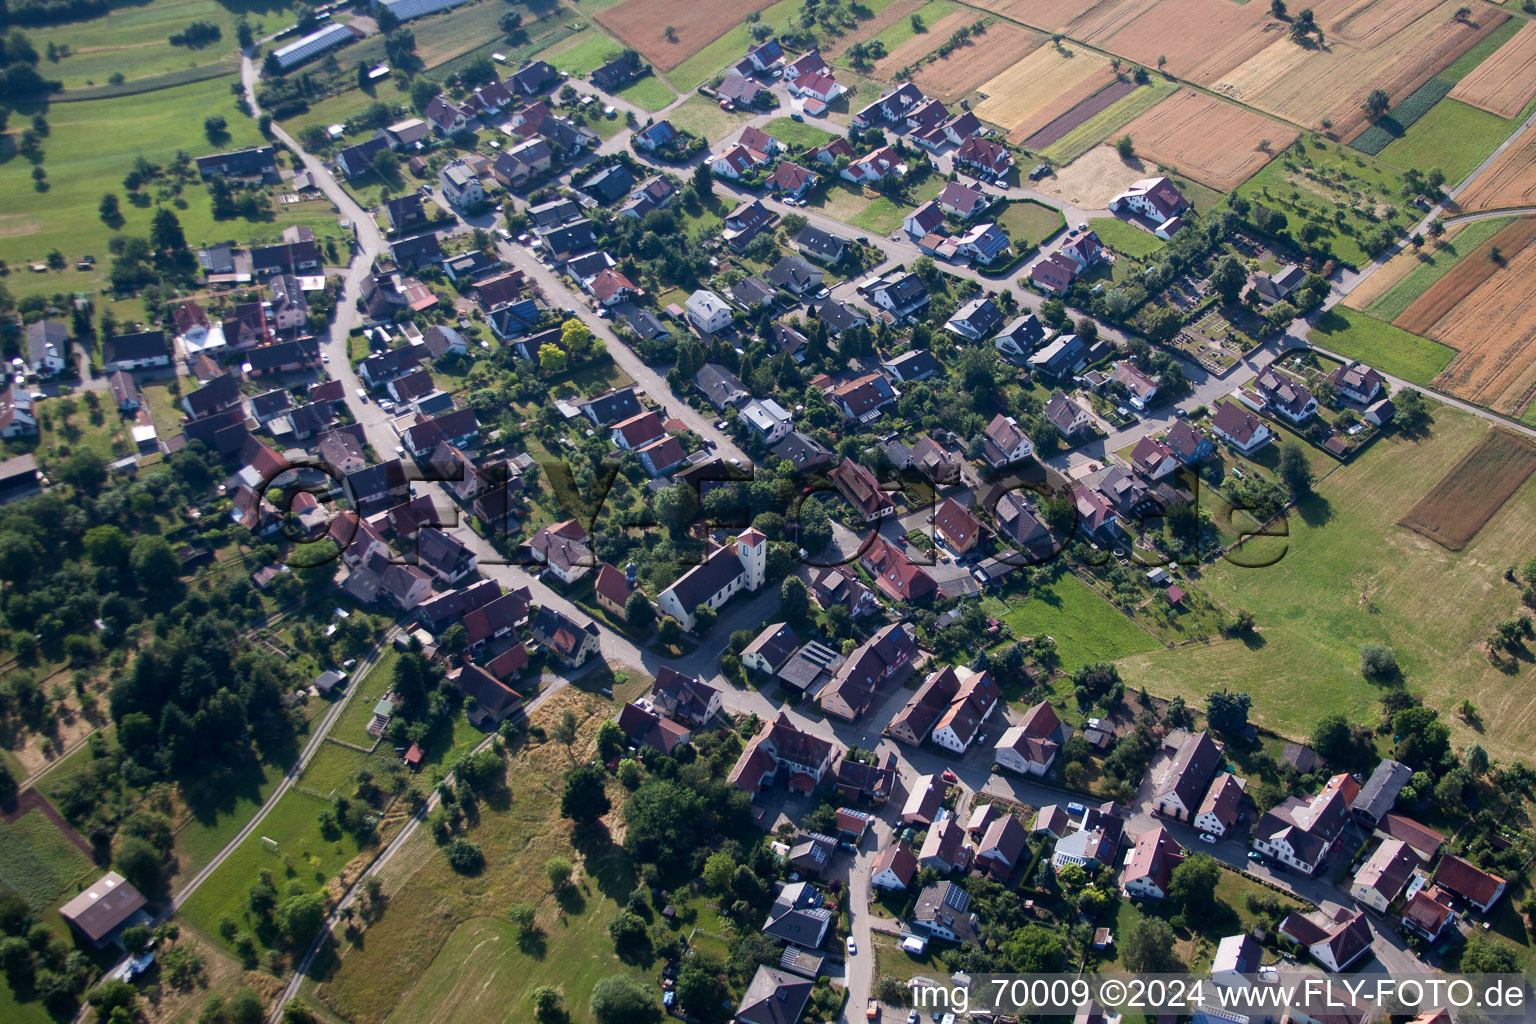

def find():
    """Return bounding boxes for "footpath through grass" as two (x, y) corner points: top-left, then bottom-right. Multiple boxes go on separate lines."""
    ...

(1307, 307), (1456, 387)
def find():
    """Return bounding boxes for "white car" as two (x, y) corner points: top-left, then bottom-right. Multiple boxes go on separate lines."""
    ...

(321, 352), (329, 363)
(1199, 832), (1218, 844)
(845, 937), (857, 956)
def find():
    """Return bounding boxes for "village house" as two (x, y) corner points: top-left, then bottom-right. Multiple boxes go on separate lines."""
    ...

(1250, 773), (1359, 875)
(1279, 904), (1373, 972)
(995, 701), (1070, 777)
(819, 623), (916, 721)
(859, 535), (938, 603)
(1211, 400), (1272, 454)
(1153, 730), (1223, 822)
(729, 711), (840, 795)
(1121, 826), (1185, 899)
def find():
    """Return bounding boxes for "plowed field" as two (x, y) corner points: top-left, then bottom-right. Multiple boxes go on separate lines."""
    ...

(1448, 18), (1536, 118)
(912, 23), (1043, 102)
(596, 0), (780, 71)
(1117, 89), (1298, 190)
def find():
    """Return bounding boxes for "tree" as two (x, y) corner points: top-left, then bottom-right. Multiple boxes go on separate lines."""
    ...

(1122, 917), (1183, 972)
(1210, 254), (1247, 304)
(1168, 853), (1222, 917)
(445, 839), (484, 873)
(538, 343), (567, 374)
(532, 986), (563, 1024)
(1206, 688), (1252, 736)
(677, 950), (727, 1018)
(1363, 89), (1391, 121)
(372, 148), (401, 179)
(1359, 643), (1397, 680)
(1277, 441), (1313, 500)
(150, 206), (188, 253)
(1459, 933), (1519, 973)
(545, 857), (572, 890)
(656, 616), (683, 647)
(508, 903), (537, 932)
(693, 604), (716, 634)
(625, 590), (654, 629)
(692, 162), (712, 195)
(607, 911), (648, 949)
(561, 763), (612, 823)
(114, 835), (163, 893)
(130, 535), (180, 590)
(779, 575), (809, 622)
(590, 974), (659, 1024)
(98, 192), (122, 227)
(1271, 0), (1287, 17)
(203, 115), (228, 143)
(500, 11), (524, 37)
(84, 524), (132, 568)
(998, 924), (1064, 972)
(275, 892), (325, 948)
(1311, 713), (1354, 763)
(561, 318), (594, 356)
(1395, 388), (1429, 430)
(703, 851), (737, 894)
(1115, 134), (1134, 158)
(410, 76), (437, 112)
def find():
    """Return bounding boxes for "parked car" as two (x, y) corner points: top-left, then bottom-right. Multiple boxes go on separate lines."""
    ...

(846, 937), (857, 956)
(789, 110), (802, 120)
(1199, 833), (1217, 844)
(1066, 802), (1086, 816)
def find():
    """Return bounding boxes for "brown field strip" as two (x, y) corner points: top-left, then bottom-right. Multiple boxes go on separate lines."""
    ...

(873, 11), (975, 77)
(1006, 63), (1116, 144)
(1449, 19), (1536, 119)
(1118, 89), (1298, 191)
(1399, 428), (1536, 550)
(911, 23), (1043, 103)
(595, 0), (779, 71)
(1426, 224), (1536, 416)
(1394, 217), (1536, 334)
(1455, 132), (1536, 213)
(1023, 78), (1135, 150)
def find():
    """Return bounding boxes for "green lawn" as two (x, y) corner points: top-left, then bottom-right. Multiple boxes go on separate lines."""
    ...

(171, 764), (286, 884)
(1040, 79), (1177, 166)
(1364, 216), (1513, 322)
(616, 75), (677, 112)
(996, 199), (1066, 249)
(0, 76), (266, 301)
(854, 1), (962, 59)
(179, 789), (366, 952)
(1307, 307), (1456, 387)
(545, 28), (628, 77)
(33, 0), (292, 90)
(989, 571), (1160, 672)
(1236, 138), (1410, 267)
(299, 740), (399, 800)
(664, 94), (755, 142)
(764, 116), (836, 151)
(1121, 405), (1536, 761)
(1088, 216), (1165, 259)
(665, 0), (804, 93)
(1376, 99), (1515, 186)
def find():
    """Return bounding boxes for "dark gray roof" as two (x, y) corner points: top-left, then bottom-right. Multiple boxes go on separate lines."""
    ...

(795, 224), (846, 260)
(1353, 759), (1412, 821)
(737, 966), (814, 1024)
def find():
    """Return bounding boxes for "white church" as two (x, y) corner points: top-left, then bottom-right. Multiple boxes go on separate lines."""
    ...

(656, 527), (767, 631)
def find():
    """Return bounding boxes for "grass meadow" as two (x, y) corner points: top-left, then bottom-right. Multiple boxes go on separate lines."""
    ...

(982, 571), (1160, 674)
(1088, 215), (1166, 259)
(1307, 308), (1457, 387)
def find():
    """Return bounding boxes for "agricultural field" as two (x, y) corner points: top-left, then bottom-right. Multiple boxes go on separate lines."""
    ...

(1308, 307), (1456, 387)
(1399, 428), (1536, 550)
(1448, 18), (1536, 119)
(311, 689), (649, 1024)
(1235, 136), (1412, 267)
(1456, 129), (1536, 211)
(424, 3), (583, 84)
(0, 806), (98, 926)
(0, 76), (265, 301)
(1120, 405), (1536, 760)
(1374, 98), (1514, 186)
(909, 22), (1041, 102)
(661, 0), (803, 92)
(1350, 77), (1454, 156)
(595, 0), (780, 72)
(25, 0), (288, 92)
(1088, 217), (1165, 259)
(973, 43), (1114, 143)
(865, 3), (967, 78)
(1118, 89), (1299, 191)
(1035, 79), (1176, 167)
(826, 0), (927, 57)
(1347, 216), (1513, 321)
(1415, 220), (1536, 417)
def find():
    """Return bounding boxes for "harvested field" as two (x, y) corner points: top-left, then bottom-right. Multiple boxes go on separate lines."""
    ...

(1456, 131), (1536, 212)
(1448, 19), (1536, 118)
(1118, 90), (1298, 191)
(873, 10), (974, 77)
(1423, 222), (1536, 416)
(912, 23), (1042, 102)
(595, 0), (779, 71)
(1399, 428), (1536, 550)
(1342, 243), (1423, 310)
(1034, 144), (1151, 209)
(1213, 0), (1504, 139)
(974, 45), (1114, 139)
(1395, 217), (1536, 334)
(827, 0), (926, 57)
(1025, 79), (1135, 150)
